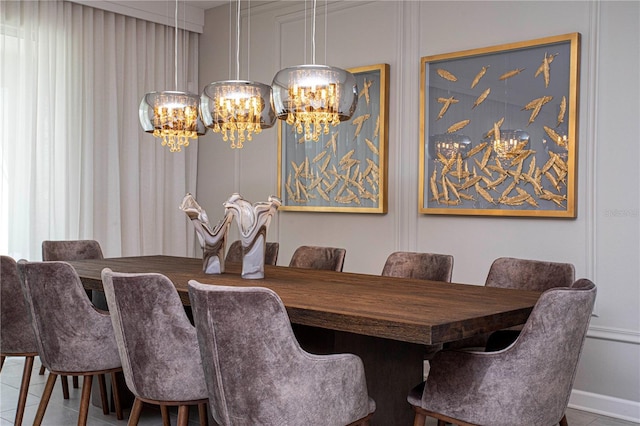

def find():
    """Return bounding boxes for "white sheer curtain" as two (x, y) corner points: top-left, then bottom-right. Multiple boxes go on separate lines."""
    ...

(1, 0), (199, 260)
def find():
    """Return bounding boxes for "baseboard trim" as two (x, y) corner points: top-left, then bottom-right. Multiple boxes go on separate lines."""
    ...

(569, 389), (640, 423)
(587, 326), (640, 345)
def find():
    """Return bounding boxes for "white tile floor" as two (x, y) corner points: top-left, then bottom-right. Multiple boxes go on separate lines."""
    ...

(1, 356), (638, 426)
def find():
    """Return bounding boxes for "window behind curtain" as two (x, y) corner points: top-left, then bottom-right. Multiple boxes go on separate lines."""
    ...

(0, 0), (199, 260)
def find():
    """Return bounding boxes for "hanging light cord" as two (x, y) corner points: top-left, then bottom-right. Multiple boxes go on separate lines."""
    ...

(235, 0), (241, 80)
(174, 0), (178, 90)
(311, 0), (317, 64)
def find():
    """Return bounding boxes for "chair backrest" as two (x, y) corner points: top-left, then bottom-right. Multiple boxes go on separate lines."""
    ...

(499, 279), (596, 423)
(381, 251), (454, 282)
(1, 256), (38, 355)
(423, 279), (596, 426)
(188, 281), (372, 425)
(288, 245), (346, 271)
(101, 269), (207, 402)
(485, 257), (575, 291)
(16, 260), (120, 373)
(42, 239), (104, 261)
(226, 240), (280, 266)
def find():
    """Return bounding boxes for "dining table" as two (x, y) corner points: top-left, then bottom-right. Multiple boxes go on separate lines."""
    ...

(69, 255), (541, 426)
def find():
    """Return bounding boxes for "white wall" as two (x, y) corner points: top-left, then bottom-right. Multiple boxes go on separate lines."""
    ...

(197, 1), (640, 421)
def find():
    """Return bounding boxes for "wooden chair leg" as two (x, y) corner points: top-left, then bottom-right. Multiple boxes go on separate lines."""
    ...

(560, 414), (568, 426)
(161, 405), (171, 426)
(98, 374), (110, 415)
(14, 355), (35, 426)
(60, 375), (70, 399)
(33, 372), (57, 426)
(198, 402), (208, 426)
(39, 365), (46, 375)
(78, 375), (93, 426)
(128, 397), (144, 426)
(111, 371), (124, 420)
(73, 375), (79, 388)
(177, 405), (190, 426)
(413, 410), (427, 426)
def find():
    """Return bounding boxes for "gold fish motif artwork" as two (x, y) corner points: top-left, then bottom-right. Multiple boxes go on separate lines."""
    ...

(472, 88), (491, 109)
(436, 68), (458, 82)
(471, 65), (489, 89)
(446, 119), (470, 134)
(498, 68), (525, 81)
(373, 115), (380, 139)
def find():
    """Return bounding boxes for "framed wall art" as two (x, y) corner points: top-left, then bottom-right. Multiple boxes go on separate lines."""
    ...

(419, 33), (580, 217)
(277, 63), (389, 213)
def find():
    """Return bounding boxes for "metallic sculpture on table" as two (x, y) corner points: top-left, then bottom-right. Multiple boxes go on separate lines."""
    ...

(180, 193), (233, 274)
(224, 193), (281, 279)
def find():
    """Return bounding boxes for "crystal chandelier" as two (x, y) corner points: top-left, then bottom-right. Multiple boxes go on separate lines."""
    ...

(138, 0), (206, 152)
(271, 0), (357, 142)
(200, 0), (275, 148)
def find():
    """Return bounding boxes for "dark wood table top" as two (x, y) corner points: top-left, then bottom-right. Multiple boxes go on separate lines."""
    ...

(69, 255), (541, 346)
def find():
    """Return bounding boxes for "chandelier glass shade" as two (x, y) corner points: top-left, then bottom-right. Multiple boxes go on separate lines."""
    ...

(200, 80), (275, 149)
(139, 91), (206, 153)
(272, 64), (357, 142)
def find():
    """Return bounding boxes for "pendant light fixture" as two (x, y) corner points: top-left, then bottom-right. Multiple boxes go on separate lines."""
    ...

(272, 0), (358, 142)
(200, 0), (275, 149)
(138, 0), (206, 153)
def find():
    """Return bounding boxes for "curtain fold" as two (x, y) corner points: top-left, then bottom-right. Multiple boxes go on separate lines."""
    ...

(1, 0), (199, 260)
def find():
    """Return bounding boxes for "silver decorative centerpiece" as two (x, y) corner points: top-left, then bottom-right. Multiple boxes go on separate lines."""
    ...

(224, 193), (281, 279)
(180, 193), (233, 274)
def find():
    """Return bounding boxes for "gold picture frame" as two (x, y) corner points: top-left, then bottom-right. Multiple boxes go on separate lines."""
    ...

(419, 33), (580, 217)
(277, 63), (389, 213)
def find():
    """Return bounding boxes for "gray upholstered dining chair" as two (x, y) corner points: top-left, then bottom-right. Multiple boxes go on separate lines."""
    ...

(42, 239), (104, 262)
(188, 281), (376, 426)
(381, 251), (454, 282)
(408, 279), (596, 426)
(226, 239), (280, 266)
(101, 269), (209, 426)
(17, 260), (123, 425)
(449, 256), (576, 351)
(485, 256), (575, 291)
(289, 245), (347, 271)
(40, 239), (105, 389)
(1, 255), (40, 426)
